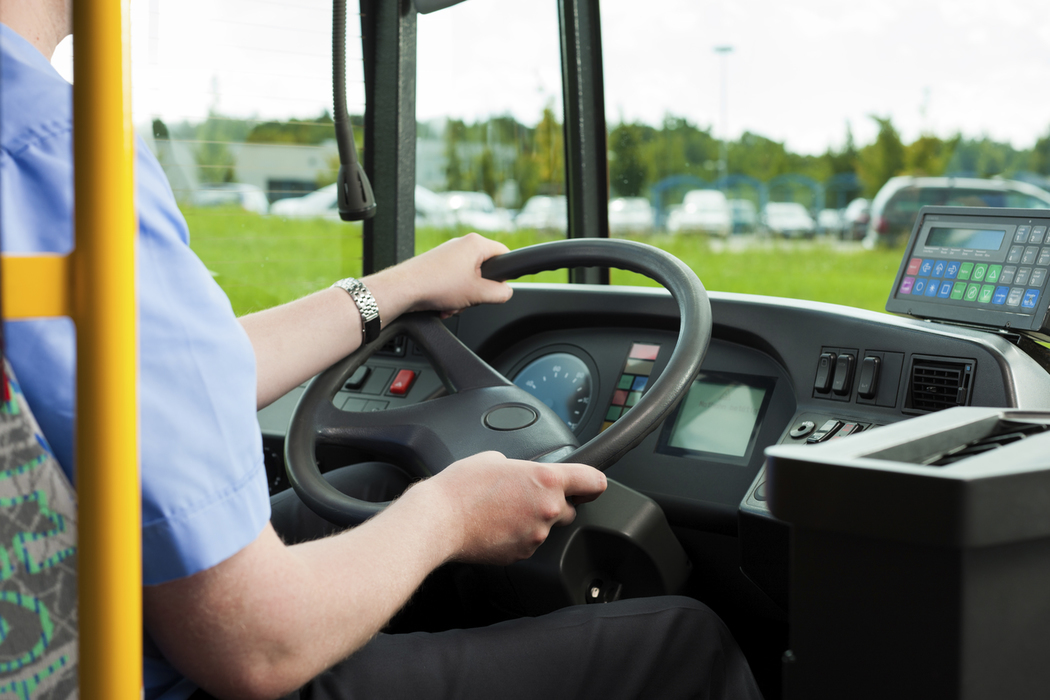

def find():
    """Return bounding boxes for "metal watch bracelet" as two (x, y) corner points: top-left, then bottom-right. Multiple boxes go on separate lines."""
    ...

(332, 277), (381, 344)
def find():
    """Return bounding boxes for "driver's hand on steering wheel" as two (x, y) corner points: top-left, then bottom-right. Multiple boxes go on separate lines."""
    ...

(415, 451), (607, 566)
(366, 233), (514, 321)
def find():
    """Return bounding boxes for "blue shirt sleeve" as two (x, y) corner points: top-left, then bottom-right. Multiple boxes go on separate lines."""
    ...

(1, 23), (270, 588)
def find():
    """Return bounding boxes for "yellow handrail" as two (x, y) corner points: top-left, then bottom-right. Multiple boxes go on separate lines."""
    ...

(0, 0), (141, 696)
(72, 0), (142, 696)
(0, 255), (73, 319)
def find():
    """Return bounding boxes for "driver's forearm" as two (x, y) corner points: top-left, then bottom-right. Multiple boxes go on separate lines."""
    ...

(239, 273), (412, 409)
(144, 482), (460, 700)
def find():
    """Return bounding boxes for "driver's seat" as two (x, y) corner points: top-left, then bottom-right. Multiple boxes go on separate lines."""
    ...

(0, 361), (78, 697)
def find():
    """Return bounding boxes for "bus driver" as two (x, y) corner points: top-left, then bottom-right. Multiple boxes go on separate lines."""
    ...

(0, 1), (763, 698)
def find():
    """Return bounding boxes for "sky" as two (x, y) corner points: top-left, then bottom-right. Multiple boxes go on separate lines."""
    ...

(52, 0), (1050, 155)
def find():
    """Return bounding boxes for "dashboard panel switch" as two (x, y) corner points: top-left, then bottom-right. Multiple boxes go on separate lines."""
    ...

(858, 356), (881, 399)
(814, 353), (837, 392)
(344, 365), (371, 391)
(388, 369), (417, 396)
(807, 420), (842, 444)
(832, 354), (855, 395)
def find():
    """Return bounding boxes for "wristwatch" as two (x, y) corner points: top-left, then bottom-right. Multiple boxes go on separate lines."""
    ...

(332, 278), (381, 344)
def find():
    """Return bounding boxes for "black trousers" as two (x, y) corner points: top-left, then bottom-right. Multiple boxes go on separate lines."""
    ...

(194, 464), (764, 700)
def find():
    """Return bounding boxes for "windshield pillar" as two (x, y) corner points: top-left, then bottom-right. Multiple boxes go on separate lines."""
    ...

(361, 0), (417, 273)
(558, 0), (610, 285)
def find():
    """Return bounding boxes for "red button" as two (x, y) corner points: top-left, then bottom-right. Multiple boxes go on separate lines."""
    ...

(388, 369), (417, 395)
(611, 389), (628, 406)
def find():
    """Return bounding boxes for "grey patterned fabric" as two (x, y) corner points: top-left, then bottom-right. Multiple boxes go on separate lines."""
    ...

(0, 361), (77, 699)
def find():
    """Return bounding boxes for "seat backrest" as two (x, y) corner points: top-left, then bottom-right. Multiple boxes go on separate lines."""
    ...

(0, 361), (77, 698)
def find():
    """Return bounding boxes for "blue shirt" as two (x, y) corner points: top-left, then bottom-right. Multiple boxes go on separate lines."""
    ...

(1, 24), (271, 699)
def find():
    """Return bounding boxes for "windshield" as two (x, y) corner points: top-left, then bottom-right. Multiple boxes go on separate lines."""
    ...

(112, 0), (1050, 315)
(415, 0), (1050, 311)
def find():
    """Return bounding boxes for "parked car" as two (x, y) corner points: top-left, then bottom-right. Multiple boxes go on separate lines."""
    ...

(516, 195), (568, 233)
(728, 199), (758, 234)
(414, 185), (457, 229)
(270, 182), (338, 219)
(191, 183), (270, 214)
(666, 189), (731, 236)
(272, 184), (455, 228)
(608, 197), (654, 235)
(840, 197), (870, 240)
(443, 191), (515, 232)
(863, 176), (1050, 247)
(817, 208), (845, 237)
(762, 202), (816, 238)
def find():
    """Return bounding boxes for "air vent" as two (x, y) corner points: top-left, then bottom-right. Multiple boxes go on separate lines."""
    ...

(907, 356), (974, 413)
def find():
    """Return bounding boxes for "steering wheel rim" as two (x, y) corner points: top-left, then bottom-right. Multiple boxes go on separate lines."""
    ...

(285, 238), (712, 525)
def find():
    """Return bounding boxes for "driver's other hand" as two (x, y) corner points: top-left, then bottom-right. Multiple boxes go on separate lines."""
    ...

(368, 233), (512, 318)
(427, 451), (607, 566)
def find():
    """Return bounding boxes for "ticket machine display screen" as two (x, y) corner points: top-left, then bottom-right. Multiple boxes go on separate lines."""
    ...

(886, 207), (1050, 339)
(925, 227), (1004, 250)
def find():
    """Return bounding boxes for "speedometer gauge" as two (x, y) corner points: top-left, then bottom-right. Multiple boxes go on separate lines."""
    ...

(512, 353), (593, 432)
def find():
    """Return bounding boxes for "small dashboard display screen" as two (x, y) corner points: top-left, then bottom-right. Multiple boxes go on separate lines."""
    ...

(925, 227), (1005, 250)
(657, 371), (776, 464)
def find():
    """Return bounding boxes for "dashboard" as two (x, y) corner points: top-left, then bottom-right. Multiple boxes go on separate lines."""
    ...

(257, 281), (1050, 612)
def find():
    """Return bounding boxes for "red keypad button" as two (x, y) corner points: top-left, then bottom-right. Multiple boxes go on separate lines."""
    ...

(388, 369), (417, 396)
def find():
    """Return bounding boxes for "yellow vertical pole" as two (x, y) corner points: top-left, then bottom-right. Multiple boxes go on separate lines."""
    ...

(72, 0), (142, 697)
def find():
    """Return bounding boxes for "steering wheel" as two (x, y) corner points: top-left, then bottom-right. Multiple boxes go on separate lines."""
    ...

(285, 238), (712, 525)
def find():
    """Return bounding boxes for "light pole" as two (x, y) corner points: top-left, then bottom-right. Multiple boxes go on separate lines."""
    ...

(714, 45), (733, 191)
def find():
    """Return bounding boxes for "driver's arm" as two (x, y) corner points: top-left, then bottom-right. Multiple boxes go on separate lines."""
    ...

(143, 452), (607, 700)
(239, 233), (513, 409)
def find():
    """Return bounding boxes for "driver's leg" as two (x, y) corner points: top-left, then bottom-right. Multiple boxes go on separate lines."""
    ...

(269, 462), (413, 544)
(281, 595), (763, 700)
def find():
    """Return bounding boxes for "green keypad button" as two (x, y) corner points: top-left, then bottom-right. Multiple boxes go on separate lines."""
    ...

(626, 391), (642, 407)
(965, 283), (981, 301)
(950, 282), (967, 300)
(986, 264), (1002, 284)
(617, 374), (634, 390)
(606, 406), (622, 421)
(972, 263), (987, 282)
(978, 285), (995, 303)
(957, 262), (974, 280)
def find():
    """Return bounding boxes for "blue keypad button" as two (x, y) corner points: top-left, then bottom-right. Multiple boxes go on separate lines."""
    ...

(631, 376), (648, 392)
(924, 280), (940, 297)
(1007, 287), (1025, 306)
(937, 281), (953, 299)
(944, 261), (960, 279)
(1022, 289), (1041, 309)
(932, 260), (946, 277)
(919, 259), (934, 276)
(992, 286), (1009, 305)
(912, 278), (928, 295)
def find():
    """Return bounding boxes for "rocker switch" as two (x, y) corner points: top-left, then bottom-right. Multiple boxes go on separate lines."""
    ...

(832, 354), (855, 395)
(857, 356), (880, 399)
(814, 352), (836, 392)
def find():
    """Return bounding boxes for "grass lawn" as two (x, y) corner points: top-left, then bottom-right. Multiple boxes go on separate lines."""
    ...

(185, 208), (906, 318)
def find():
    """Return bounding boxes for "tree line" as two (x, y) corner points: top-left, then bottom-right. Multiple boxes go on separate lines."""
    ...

(159, 109), (1050, 206)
